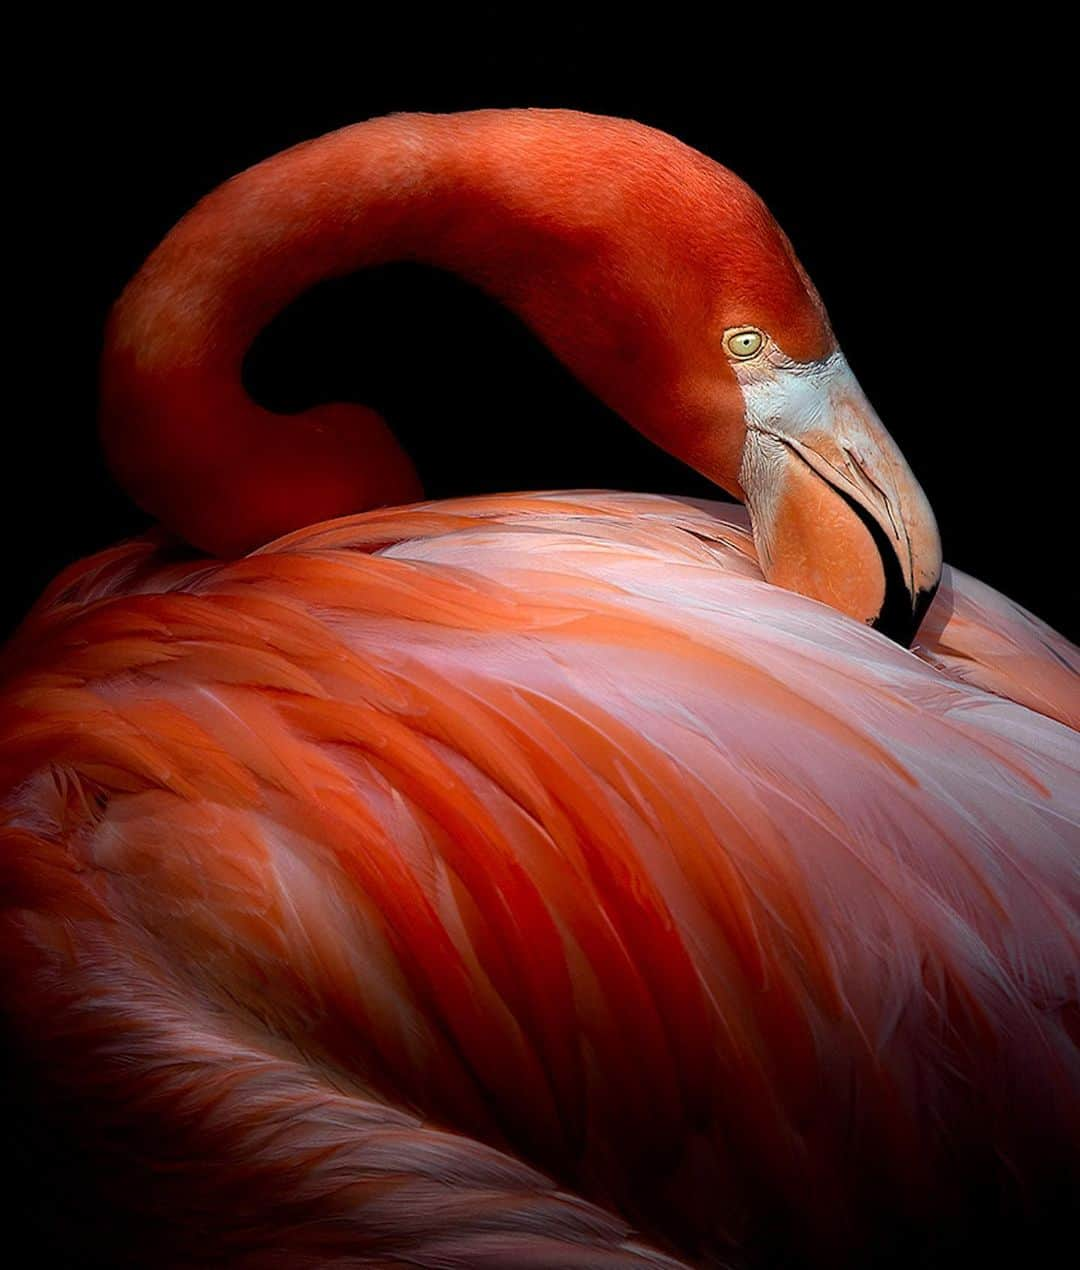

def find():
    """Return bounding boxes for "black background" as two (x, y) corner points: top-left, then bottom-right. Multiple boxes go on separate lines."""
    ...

(8, 19), (1076, 646)
(4, 19), (1075, 1265)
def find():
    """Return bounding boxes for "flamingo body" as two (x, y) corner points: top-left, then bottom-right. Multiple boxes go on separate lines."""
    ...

(3, 493), (1077, 1265)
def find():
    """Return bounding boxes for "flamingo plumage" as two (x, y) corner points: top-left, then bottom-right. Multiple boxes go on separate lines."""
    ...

(2, 111), (1078, 1267)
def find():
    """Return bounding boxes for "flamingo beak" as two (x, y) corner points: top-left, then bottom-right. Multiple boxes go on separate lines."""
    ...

(735, 349), (942, 645)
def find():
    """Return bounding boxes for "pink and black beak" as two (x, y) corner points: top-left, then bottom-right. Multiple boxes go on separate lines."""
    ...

(734, 346), (942, 646)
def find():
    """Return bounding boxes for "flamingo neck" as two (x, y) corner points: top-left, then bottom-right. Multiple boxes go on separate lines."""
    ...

(101, 109), (821, 556)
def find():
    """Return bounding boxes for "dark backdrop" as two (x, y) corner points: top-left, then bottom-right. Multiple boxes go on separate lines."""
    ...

(4, 18), (1074, 1266)
(9, 21), (1075, 643)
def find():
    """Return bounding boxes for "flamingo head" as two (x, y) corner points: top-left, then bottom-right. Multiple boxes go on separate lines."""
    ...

(98, 109), (942, 645)
(642, 180), (944, 647)
(724, 323), (941, 646)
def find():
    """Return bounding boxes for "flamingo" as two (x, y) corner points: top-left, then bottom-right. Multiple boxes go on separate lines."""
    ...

(1, 110), (1077, 1268)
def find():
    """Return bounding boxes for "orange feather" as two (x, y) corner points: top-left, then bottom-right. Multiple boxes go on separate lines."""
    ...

(3, 109), (1077, 1266)
(3, 494), (1077, 1265)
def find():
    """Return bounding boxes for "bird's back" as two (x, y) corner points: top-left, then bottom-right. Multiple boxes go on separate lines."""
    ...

(2, 492), (1078, 1267)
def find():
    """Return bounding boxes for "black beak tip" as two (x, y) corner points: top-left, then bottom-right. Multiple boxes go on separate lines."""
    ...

(872, 579), (940, 648)
(830, 480), (940, 648)
(911, 581), (940, 635)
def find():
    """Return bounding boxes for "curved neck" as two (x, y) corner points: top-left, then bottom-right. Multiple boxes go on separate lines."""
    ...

(101, 110), (812, 555)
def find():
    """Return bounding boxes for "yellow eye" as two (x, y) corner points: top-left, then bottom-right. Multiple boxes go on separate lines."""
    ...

(725, 328), (764, 359)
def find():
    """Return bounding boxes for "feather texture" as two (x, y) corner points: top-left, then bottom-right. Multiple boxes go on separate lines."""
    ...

(2, 492), (1078, 1266)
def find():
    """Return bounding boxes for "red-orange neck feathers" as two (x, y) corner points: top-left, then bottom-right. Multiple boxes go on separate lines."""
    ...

(101, 109), (832, 556)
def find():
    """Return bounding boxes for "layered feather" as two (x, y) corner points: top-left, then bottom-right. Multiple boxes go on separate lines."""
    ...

(2, 492), (1078, 1266)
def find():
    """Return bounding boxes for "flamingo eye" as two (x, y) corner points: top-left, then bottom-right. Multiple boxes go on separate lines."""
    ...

(725, 328), (765, 359)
